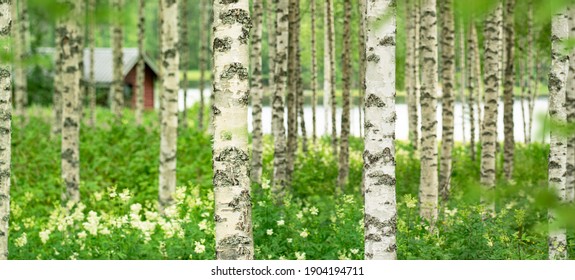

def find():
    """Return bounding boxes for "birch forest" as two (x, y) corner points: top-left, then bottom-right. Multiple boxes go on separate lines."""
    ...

(1, 0), (575, 261)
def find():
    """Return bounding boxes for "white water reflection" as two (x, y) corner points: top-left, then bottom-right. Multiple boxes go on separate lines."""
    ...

(179, 88), (549, 143)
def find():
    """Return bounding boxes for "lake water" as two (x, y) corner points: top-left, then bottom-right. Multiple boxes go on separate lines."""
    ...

(178, 88), (549, 143)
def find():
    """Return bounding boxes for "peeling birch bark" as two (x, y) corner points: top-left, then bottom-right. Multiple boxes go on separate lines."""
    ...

(250, 0), (264, 184)
(503, 0), (515, 180)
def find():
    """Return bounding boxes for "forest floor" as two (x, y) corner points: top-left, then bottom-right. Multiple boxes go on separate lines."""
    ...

(6, 106), (574, 260)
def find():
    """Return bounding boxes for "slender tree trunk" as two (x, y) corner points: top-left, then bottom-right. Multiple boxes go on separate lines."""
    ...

(199, 0), (207, 130)
(503, 0), (515, 180)
(52, 23), (63, 137)
(458, 19), (466, 146)
(60, 0), (83, 203)
(111, 0), (124, 119)
(311, 0), (317, 145)
(88, 0), (96, 127)
(468, 22), (477, 162)
(157, 0), (164, 125)
(180, 0), (189, 128)
(439, 0), (455, 201)
(337, 0), (352, 190)
(526, 1), (535, 144)
(297, 47), (307, 152)
(0, 1), (12, 260)
(250, 0), (264, 184)
(364, 0), (397, 260)
(323, 0), (331, 137)
(568, 9), (575, 204)
(528, 60), (539, 144)
(474, 24), (484, 145)
(12, 0), (27, 124)
(520, 54), (528, 143)
(329, 0), (337, 156)
(266, 0), (275, 112)
(358, 0), (366, 139)
(272, 0), (289, 195)
(548, 9), (569, 260)
(136, 0), (145, 126)
(480, 3), (502, 213)
(286, 0), (299, 184)
(212, 0), (253, 260)
(406, 0), (419, 150)
(419, 0), (439, 222)
(158, 0), (179, 209)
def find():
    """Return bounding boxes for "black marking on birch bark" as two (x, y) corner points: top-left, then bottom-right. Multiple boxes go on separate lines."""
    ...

(548, 73), (563, 95)
(213, 105), (221, 115)
(549, 161), (562, 169)
(365, 214), (397, 240)
(363, 148), (395, 165)
(379, 36), (396, 46)
(214, 37), (232, 52)
(217, 234), (252, 259)
(365, 121), (374, 131)
(214, 170), (239, 188)
(220, 63), (249, 80)
(367, 171), (396, 186)
(220, 9), (252, 28)
(214, 214), (225, 223)
(239, 28), (250, 44)
(215, 147), (249, 162)
(219, 0), (239, 4)
(365, 94), (385, 107)
(367, 53), (380, 63)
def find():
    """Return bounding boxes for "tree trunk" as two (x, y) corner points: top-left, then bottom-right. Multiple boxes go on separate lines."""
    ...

(266, 0), (275, 110)
(337, 0), (352, 190)
(286, 0), (299, 185)
(12, 0), (27, 124)
(52, 23), (63, 137)
(159, 0), (179, 209)
(358, 0), (366, 139)
(88, 0), (96, 127)
(439, 0), (455, 201)
(568, 8), (575, 204)
(406, 0), (419, 150)
(364, 0), (397, 260)
(212, 0), (253, 260)
(311, 0), (317, 145)
(199, 0), (207, 130)
(419, 0), (439, 222)
(136, 0), (145, 126)
(468, 22), (477, 162)
(297, 47), (307, 152)
(458, 19), (466, 146)
(272, 0), (289, 195)
(474, 24), (483, 145)
(250, 0), (264, 184)
(526, 1), (535, 144)
(503, 0), (515, 180)
(0, 1), (12, 260)
(60, 0), (83, 203)
(329, 0), (337, 156)
(480, 3), (502, 213)
(180, 0), (189, 128)
(111, 0), (124, 119)
(548, 9), (569, 260)
(323, 0), (331, 137)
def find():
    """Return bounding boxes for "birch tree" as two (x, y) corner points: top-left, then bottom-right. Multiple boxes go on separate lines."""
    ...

(0, 0), (12, 260)
(439, 0), (455, 201)
(364, 0), (396, 260)
(480, 3), (502, 213)
(458, 20), (466, 146)
(136, 0), (145, 126)
(311, 0), (317, 144)
(358, 0), (366, 139)
(526, 1), (535, 143)
(111, 0), (124, 119)
(52, 23), (63, 137)
(286, 0), (299, 184)
(250, 0), (264, 184)
(328, 0), (337, 155)
(503, 0), (515, 180)
(297, 48), (307, 152)
(60, 0), (83, 203)
(406, 0), (420, 150)
(419, 0), (439, 222)
(468, 23), (477, 161)
(548, 9), (569, 260)
(566, 6), (575, 203)
(88, 0), (96, 127)
(159, 0), (179, 209)
(272, 0), (289, 193)
(337, 0), (352, 190)
(180, 0), (189, 128)
(323, 0), (332, 137)
(212, 0), (253, 260)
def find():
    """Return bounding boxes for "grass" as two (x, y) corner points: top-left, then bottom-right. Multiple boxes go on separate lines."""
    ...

(6, 106), (574, 260)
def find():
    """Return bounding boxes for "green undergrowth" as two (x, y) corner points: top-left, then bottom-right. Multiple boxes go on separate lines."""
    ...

(7, 107), (574, 260)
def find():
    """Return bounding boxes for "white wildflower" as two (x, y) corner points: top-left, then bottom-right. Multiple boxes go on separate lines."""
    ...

(100, 227), (111, 235)
(198, 219), (208, 231)
(445, 208), (458, 217)
(276, 219), (285, 226)
(119, 189), (131, 202)
(77, 231), (87, 239)
(350, 248), (359, 254)
(94, 192), (103, 201)
(266, 229), (274, 236)
(261, 179), (270, 190)
(287, 238), (293, 243)
(200, 212), (210, 218)
(174, 187), (187, 204)
(130, 203), (142, 214)
(295, 252), (306, 260)
(194, 241), (206, 254)
(296, 211), (303, 220)
(83, 211), (101, 235)
(300, 229), (309, 238)
(14, 233), (27, 247)
(108, 186), (117, 198)
(310, 207), (319, 216)
(145, 211), (159, 221)
(164, 205), (178, 218)
(39, 229), (51, 244)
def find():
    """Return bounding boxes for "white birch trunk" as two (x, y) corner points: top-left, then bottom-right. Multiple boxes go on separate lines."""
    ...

(12, 0), (26, 124)
(323, 0), (331, 136)
(311, 0), (318, 144)
(212, 0), (253, 260)
(111, 0), (124, 119)
(88, 0), (96, 127)
(548, 10), (569, 260)
(364, 0), (396, 260)
(136, 0), (145, 126)
(566, 6), (575, 204)
(250, 0), (264, 184)
(159, 0), (179, 209)
(503, 0), (515, 180)
(0, 1), (12, 260)
(419, 0), (439, 222)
